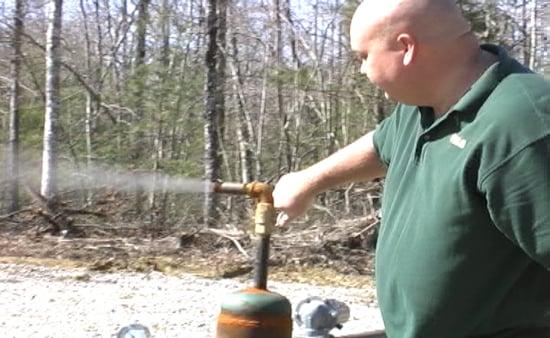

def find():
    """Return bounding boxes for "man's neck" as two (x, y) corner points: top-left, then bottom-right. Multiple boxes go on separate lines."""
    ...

(432, 47), (498, 118)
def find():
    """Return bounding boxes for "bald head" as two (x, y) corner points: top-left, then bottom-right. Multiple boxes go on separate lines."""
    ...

(349, 0), (487, 110)
(351, 0), (471, 48)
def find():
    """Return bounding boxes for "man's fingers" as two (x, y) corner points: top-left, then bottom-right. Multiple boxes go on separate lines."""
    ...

(276, 212), (290, 227)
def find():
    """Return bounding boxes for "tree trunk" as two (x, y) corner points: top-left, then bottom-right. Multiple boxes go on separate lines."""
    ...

(217, 0), (228, 180)
(148, 0), (172, 224)
(133, 0), (149, 122)
(203, 0), (226, 227)
(132, 0), (150, 215)
(522, 0), (529, 65)
(529, 0), (537, 70)
(41, 0), (63, 202)
(133, 0), (149, 121)
(285, 0), (300, 67)
(285, 0), (301, 171)
(115, 0), (128, 153)
(6, 0), (24, 212)
(80, 0), (94, 204)
(121, 0), (129, 77)
(273, 0), (292, 172)
(256, 50), (269, 179)
(228, 4), (254, 182)
(134, 0), (149, 73)
(92, 0), (103, 135)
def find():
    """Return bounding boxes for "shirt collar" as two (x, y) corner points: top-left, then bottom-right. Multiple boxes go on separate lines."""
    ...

(451, 44), (531, 114)
(415, 45), (530, 132)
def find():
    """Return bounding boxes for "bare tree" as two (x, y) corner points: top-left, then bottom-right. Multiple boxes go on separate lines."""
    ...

(528, 0), (538, 69)
(6, 0), (24, 212)
(148, 0), (172, 222)
(227, 3), (255, 182)
(131, 0), (150, 215)
(273, 0), (292, 172)
(522, 0), (530, 65)
(203, 0), (227, 226)
(133, 0), (149, 120)
(40, 0), (63, 201)
(79, 0), (103, 204)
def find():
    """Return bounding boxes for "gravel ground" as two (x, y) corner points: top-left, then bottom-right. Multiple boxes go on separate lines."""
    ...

(0, 263), (384, 338)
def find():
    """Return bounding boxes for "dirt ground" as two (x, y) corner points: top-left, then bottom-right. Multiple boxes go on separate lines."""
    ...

(0, 218), (377, 290)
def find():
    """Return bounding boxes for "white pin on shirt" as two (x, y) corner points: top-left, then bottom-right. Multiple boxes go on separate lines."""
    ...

(450, 133), (467, 149)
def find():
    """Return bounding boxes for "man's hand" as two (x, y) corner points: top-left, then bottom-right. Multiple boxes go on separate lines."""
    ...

(273, 171), (318, 226)
(273, 131), (385, 227)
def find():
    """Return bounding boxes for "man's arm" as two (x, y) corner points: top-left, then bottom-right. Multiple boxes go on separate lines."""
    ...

(273, 130), (387, 225)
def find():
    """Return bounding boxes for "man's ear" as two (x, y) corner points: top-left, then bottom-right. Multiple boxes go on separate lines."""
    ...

(397, 33), (415, 66)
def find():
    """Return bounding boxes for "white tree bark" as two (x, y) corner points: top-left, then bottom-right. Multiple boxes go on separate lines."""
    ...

(40, 0), (63, 200)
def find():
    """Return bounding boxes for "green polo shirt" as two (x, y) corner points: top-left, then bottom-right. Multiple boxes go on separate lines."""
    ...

(373, 44), (550, 338)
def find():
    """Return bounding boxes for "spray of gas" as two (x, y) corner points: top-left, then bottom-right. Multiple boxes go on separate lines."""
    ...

(1, 157), (214, 195)
(59, 165), (215, 194)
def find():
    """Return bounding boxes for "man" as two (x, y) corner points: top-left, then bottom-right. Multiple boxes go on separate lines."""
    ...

(273, 0), (550, 337)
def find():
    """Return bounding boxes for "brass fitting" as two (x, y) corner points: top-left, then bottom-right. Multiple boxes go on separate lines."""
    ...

(212, 181), (276, 235)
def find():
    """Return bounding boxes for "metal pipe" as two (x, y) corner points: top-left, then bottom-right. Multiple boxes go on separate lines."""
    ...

(212, 181), (274, 204)
(213, 181), (276, 290)
(213, 182), (247, 195)
(254, 235), (270, 289)
(329, 331), (386, 338)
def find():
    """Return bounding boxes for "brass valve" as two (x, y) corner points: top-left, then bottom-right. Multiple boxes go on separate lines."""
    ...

(213, 181), (276, 235)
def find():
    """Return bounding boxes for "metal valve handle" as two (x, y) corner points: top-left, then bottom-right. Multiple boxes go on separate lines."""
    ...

(294, 296), (350, 337)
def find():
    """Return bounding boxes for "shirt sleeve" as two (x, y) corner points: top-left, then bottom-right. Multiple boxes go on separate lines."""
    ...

(480, 135), (550, 269)
(372, 108), (400, 167)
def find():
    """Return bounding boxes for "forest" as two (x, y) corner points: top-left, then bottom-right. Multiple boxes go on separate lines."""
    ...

(0, 0), (548, 235)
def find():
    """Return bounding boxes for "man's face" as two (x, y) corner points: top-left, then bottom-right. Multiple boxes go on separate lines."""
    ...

(350, 22), (404, 100)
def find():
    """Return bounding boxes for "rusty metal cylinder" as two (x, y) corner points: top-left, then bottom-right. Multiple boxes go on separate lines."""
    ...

(216, 287), (292, 338)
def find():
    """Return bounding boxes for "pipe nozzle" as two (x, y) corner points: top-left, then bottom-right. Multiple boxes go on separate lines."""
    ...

(212, 182), (247, 195)
(213, 181), (273, 204)
(212, 181), (276, 235)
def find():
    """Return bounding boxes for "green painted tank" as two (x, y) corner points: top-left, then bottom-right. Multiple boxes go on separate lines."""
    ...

(216, 287), (292, 338)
